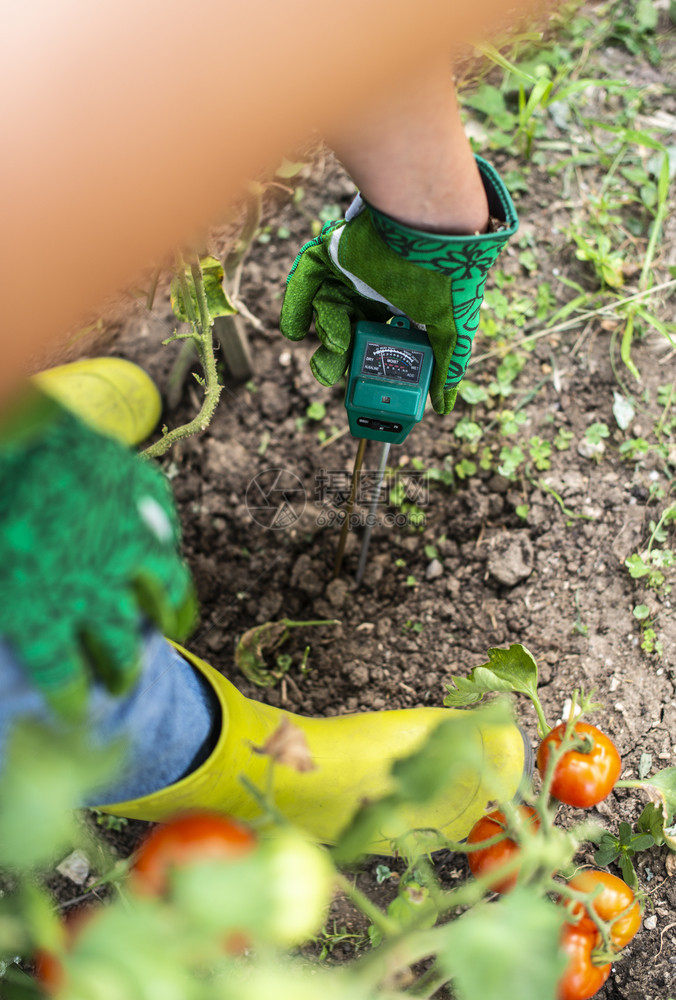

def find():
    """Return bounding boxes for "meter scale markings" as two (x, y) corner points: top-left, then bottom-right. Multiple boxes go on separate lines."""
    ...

(346, 319), (434, 446)
(361, 343), (424, 384)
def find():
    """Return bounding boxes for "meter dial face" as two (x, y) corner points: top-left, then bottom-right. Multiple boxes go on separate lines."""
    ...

(361, 342), (424, 384)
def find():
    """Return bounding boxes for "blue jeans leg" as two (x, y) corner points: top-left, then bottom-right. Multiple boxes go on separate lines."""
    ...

(0, 630), (219, 805)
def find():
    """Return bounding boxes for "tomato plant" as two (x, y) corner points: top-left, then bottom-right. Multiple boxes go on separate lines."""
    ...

(557, 924), (611, 1000)
(537, 723), (621, 807)
(132, 811), (257, 895)
(5, 645), (664, 1000)
(466, 805), (540, 893)
(565, 869), (641, 949)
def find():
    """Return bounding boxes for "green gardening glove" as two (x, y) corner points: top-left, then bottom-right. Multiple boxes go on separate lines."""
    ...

(280, 156), (518, 414)
(0, 388), (197, 720)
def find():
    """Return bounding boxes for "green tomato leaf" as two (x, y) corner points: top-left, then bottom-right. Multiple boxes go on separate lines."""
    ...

(392, 701), (514, 807)
(438, 890), (566, 1000)
(170, 255), (236, 324)
(637, 802), (665, 845)
(637, 766), (676, 827)
(334, 702), (514, 862)
(199, 256), (237, 319)
(444, 643), (538, 708)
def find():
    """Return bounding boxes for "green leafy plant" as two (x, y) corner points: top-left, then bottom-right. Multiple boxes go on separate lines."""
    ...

(584, 423), (610, 446)
(593, 821), (655, 889)
(306, 401), (326, 421)
(625, 501), (676, 594)
(529, 436), (552, 471)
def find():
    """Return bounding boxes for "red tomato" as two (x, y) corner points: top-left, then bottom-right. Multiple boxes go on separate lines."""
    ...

(132, 811), (257, 895)
(34, 949), (65, 996)
(558, 924), (611, 1000)
(565, 870), (641, 950)
(466, 805), (540, 893)
(537, 723), (621, 808)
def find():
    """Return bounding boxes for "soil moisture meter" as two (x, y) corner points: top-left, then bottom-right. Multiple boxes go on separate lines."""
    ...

(335, 316), (435, 584)
(345, 317), (434, 445)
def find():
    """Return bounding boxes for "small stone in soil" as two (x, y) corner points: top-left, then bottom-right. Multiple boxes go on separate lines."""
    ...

(426, 559), (444, 580)
(486, 532), (534, 587)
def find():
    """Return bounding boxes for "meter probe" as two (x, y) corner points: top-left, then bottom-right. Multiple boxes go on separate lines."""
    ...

(333, 316), (434, 583)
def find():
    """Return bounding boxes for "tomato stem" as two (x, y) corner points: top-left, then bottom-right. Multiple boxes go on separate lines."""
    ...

(532, 697), (550, 740)
(449, 830), (509, 854)
(143, 250), (223, 459)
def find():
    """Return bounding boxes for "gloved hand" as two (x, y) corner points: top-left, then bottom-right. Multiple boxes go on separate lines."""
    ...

(280, 156), (518, 414)
(0, 388), (196, 720)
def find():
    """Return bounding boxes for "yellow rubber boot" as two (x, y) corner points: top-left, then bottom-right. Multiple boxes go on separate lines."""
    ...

(102, 644), (529, 853)
(32, 357), (162, 446)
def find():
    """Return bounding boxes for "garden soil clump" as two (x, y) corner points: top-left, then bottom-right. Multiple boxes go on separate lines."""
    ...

(44, 18), (676, 999)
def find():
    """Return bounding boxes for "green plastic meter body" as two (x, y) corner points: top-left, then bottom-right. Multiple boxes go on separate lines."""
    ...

(345, 317), (434, 445)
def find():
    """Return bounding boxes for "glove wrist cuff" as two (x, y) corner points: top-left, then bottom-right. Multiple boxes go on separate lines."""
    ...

(365, 155), (518, 275)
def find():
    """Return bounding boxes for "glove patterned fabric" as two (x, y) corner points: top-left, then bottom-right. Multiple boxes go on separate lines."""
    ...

(0, 389), (196, 720)
(280, 156), (518, 414)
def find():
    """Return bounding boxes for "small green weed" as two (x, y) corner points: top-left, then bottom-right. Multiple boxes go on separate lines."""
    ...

(313, 922), (371, 961)
(592, 820), (656, 889)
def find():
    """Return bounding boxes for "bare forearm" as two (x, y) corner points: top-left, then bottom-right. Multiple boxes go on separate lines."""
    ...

(0, 0), (547, 398)
(332, 61), (489, 235)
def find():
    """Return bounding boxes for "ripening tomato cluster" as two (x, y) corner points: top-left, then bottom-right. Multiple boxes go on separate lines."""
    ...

(34, 811), (333, 997)
(466, 722), (639, 1000)
(558, 870), (641, 1000)
(34, 813), (258, 996)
